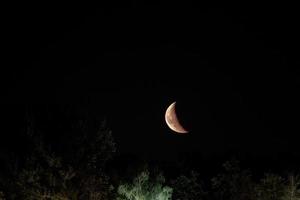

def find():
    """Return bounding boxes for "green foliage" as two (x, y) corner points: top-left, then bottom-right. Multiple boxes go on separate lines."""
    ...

(254, 173), (285, 200)
(117, 170), (173, 200)
(282, 175), (300, 200)
(15, 153), (113, 200)
(2, 112), (300, 200)
(4, 115), (116, 200)
(69, 119), (116, 171)
(171, 171), (206, 200)
(254, 173), (300, 200)
(211, 159), (255, 200)
(210, 160), (300, 200)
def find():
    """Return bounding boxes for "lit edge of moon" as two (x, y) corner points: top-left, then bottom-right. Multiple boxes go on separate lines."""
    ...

(165, 102), (188, 134)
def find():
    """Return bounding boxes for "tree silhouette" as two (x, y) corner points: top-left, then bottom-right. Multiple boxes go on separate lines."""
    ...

(171, 171), (206, 200)
(254, 173), (285, 200)
(211, 159), (255, 200)
(282, 174), (300, 200)
(1, 112), (116, 200)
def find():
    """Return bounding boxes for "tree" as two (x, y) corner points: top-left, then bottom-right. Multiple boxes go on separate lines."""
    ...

(170, 171), (206, 200)
(4, 114), (116, 200)
(282, 174), (300, 200)
(211, 159), (255, 200)
(117, 170), (173, 200)
(254, 173), (285, 200)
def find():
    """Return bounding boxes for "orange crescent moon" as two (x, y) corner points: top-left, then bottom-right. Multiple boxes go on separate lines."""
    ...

(165, 102), (188, 134)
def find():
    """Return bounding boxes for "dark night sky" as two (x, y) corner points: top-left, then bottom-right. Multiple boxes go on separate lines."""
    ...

(2, 2), (300, 168)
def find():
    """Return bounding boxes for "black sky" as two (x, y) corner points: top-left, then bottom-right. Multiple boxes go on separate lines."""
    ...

(2, 2), (300, 167)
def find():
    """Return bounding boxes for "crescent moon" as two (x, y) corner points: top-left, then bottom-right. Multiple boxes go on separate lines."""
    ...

(165, 102), (188, 134)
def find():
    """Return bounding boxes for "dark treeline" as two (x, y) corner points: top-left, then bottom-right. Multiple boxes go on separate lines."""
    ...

(0, 109), (300, 200)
